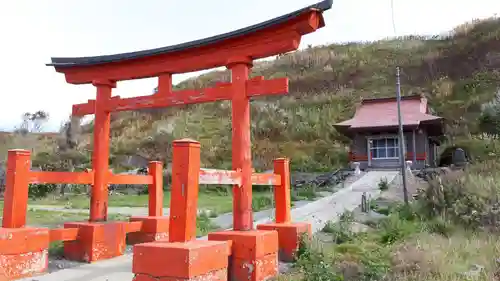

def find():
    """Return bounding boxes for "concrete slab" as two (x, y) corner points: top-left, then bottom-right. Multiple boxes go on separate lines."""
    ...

(19, 171), (398, 281)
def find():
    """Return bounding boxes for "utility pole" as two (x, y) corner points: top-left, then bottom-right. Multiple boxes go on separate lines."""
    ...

(396, 66), (409, 204)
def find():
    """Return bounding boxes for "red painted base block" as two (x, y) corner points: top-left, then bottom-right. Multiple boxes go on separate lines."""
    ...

(0, 250), (48, 281)
(133, 268), (227, 281)
(63, 222), (127, 262)
(0, 227), (50, 280)
(257, 222), (312, 262)
(128, 216), (169, 245)
(208, 230), (279, 281)
(133, 240), (229, 280)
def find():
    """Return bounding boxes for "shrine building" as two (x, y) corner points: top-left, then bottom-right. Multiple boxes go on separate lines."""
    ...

(334, 94), (444, 170)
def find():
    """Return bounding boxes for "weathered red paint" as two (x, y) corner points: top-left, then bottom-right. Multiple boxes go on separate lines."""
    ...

(230, 61), (253, 231)
(257, 222), (312, 262)
(132, 240), (230, 280)
(147, 161), (164, 216)
(89, 80), (115, 222)
(169, 139), (201, 243)
(273, 158), (291, 223)
(63, 222), (127, 263)
(208, 230), (279, 281)
(49, 228), (79, 242)
(72, 78), (288, 116)
(251, 173), (281, 186)
(2, 150), (30, 228)
(29, 171), (94, 185)
(0, 250), (48, 280)
(257, 158), (313, 262)
(199, 169), (280, 186)
(199, 168), (241, 186)
(0, 227), (50, 280)
(127, 216), (170, 245)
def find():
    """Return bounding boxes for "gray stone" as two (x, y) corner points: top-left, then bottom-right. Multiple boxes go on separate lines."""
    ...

(461, 263), (485, 278)
(349, 222), (371, 233)
(354, 210), (387, 224)
(452, 148), (468, 166)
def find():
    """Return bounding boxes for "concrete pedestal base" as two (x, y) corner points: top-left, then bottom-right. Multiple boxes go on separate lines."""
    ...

(128, 216), (169, 245)
(133, 240), (230, 281)
(63, 222), (126, 262)
(208, 230), (279, 281)
(0, 227), (49, 280)
(257, 222), (311, 262)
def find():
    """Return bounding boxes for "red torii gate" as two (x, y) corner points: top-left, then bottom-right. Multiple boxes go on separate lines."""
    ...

(45, 1), (331, 280)
(49, 0), (330, 231)
(72, 74), (288, 230)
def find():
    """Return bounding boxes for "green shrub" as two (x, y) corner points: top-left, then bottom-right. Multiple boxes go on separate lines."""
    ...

(295, 237), (343, 281)
(322, 214), (356, 244)
(377, 214), (421, 245)
(293, 184), (317, 201)
(424, 217), (455, 237)
(29, 183), (57, 199)
(416, 164), (500, 229)
(196, 213), (220, 237)
(378, 177), (389, 191)
(333, 241), (391, 281)
(252, 196), (273, 212)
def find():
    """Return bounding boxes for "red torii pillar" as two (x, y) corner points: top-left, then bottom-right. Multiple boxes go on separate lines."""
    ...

(229, 59), (253, 231)
(90, 80), (115, 222)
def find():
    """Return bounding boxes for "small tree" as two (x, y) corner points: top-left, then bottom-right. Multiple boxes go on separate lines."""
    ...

(478, 91), (500, 138)
(17, 110), (49, 134)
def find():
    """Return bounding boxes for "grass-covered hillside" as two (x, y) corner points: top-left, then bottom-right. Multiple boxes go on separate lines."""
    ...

(4, 17), (500, 173)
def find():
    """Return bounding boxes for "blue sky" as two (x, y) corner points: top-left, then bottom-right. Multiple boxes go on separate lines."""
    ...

(0, 0), (498, 132)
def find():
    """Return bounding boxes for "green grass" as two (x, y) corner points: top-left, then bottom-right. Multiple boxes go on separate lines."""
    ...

(27, 190), (274, 214)
(288, 207), (500, 281)
(28, 209), (129, 227)
(0, 205), (129, 228)
(196, 213), (221, 237)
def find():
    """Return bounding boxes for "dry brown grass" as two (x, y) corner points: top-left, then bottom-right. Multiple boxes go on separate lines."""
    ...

(390, 232), (500, 280)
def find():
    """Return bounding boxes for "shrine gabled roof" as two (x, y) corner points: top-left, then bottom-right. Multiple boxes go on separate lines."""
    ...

(334, 94), (443, 130)
(47, 0), (332, 68)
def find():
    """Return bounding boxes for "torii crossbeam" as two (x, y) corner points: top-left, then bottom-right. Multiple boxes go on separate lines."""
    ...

(47, 0), (332, 231)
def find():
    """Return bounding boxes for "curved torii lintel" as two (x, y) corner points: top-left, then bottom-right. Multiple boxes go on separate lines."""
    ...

(46, 0), (332, 84)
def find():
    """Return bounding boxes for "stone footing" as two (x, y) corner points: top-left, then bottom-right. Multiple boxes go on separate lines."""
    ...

(208, 230), (279, 281)
(63, 222), (126, 262)
(127, 216), (169, 245)
(257, 222), (312, 262)
(133, 240), (230, 280)
(0, 227), (49, 280)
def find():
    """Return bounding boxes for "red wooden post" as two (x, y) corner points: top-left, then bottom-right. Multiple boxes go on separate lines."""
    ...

(2, 149), (31, 228)
(229, 59), (254, 231)
(89, 80), (115, 222)
(273, 158), (291, 223)
(148, 161), (163, 216)
(157, 73), (172, 96)
(169, 139), (201, 242)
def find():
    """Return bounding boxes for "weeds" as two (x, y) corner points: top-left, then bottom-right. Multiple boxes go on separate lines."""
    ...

(292, 159), (500, 281)
(378, 177), (390, 191)
(196, 213), (220, 237)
